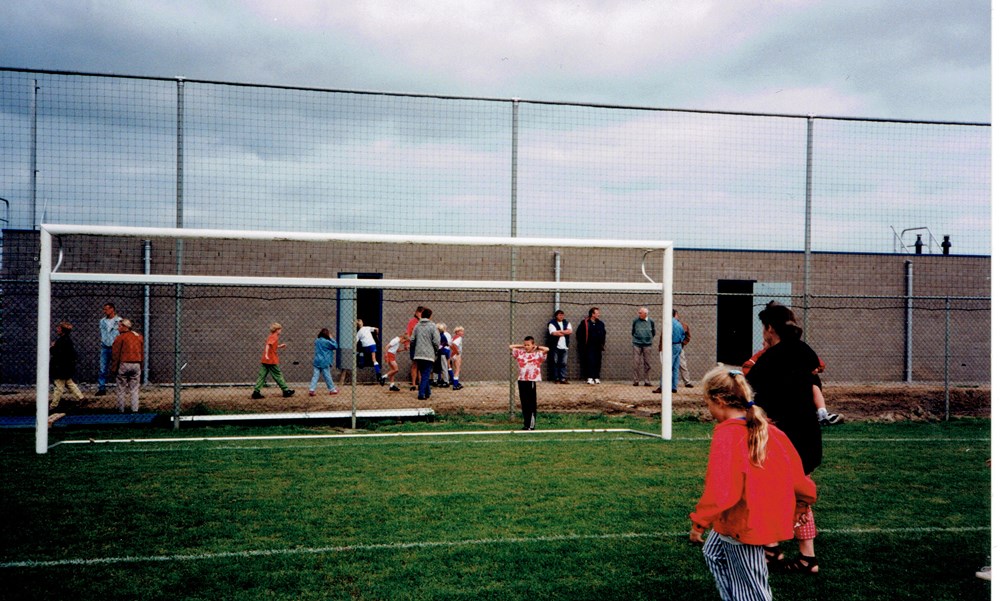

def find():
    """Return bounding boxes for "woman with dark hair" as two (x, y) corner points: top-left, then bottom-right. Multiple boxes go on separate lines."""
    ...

(744, 301), (823, 574)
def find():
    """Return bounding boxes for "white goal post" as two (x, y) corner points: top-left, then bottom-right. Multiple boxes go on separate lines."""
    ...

(35, 223), (675, 453)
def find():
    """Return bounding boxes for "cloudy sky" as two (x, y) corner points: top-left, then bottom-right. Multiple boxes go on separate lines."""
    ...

(0, 0), (991, 256)
(0, 0), (991, 123)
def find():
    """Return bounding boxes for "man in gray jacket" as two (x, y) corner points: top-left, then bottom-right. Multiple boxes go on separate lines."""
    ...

(410, 307), (438, 400)
(631, 307), (656, 386)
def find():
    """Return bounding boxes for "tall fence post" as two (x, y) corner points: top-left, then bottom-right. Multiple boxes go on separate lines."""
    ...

(903, 260), (913, 382)
(802, 116), (814, 339)
(508, 98), (519, 417)
(944, 297), (951, 420)
(172, 77), (185, 430)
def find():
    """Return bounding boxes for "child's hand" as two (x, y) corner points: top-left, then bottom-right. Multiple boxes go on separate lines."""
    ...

(794, 503), (810, 526)
(277, 343), (287, 349)
(688, 524), (705, 544)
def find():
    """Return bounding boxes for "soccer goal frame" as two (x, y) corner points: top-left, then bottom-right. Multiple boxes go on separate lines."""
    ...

(34, 223), (675, 454)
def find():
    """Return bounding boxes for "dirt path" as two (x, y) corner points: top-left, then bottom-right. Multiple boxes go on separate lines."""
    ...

(21, 380), (990, 422)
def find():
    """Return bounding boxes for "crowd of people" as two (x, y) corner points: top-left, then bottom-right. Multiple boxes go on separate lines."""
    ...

(49, 302), (145, 414)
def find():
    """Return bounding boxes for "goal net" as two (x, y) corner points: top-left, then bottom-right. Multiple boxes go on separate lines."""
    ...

(33, 224), (675, 453)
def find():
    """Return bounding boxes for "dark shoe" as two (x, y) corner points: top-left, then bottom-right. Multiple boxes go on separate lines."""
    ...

(783, 554), (819, 574)
(644, 382), (652, 387)
(282, 389), (295, 397)
(672, 389), (677, 393)
(633, 382), (639, 386)
(652, 387), (662, 393)
(452, 383), (463, 390)
(417, 395), (427, 401)
(251, 390), (264, 399)
(410, 385), (417, 391)
(684, 383), (694, 388)
(821, 413), (844, 426)
(96, 389), (107, 396)
(389, 384), (400, 391)
(764, 546), (787, 573)
(379, 376), (387, 386)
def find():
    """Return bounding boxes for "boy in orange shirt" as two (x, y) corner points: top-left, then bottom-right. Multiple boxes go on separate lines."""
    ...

(251, 322), (295, 399)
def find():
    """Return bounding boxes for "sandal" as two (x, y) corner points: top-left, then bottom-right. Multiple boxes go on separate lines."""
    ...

(763, 546), (786, 572)
(784, 554), (819, 574)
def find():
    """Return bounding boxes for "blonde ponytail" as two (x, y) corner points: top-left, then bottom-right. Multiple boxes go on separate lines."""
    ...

(702, 365), (769, 467)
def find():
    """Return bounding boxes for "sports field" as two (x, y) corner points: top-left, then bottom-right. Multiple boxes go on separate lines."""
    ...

(1, 415), (990, 600)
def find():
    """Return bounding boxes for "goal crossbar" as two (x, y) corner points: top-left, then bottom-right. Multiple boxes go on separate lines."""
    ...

(34, 224), (675, 454)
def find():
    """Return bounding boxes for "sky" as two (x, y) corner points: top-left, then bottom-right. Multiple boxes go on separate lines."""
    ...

(0, 0), (990, 123)
(0, 0), (991, 255)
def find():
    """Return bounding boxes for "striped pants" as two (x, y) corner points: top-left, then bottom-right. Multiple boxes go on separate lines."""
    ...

(702, 530), (772, 601)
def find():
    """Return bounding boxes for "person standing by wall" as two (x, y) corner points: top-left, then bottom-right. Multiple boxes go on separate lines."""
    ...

(449, 326), (464, 390)
(577, 307), (606, 385)
(96, 303), (121, 396)
(410, 308), (438, 401)
(110, 318), (144, 413)
(676, 309), (695, 388)
(406, 306), (424, 391)
(631, 307), (656, 387)
(50, 321), (85, 410)
(510, 336), (549, 430)
(670, 310), (686, 393)
(546, 310), (572, 384)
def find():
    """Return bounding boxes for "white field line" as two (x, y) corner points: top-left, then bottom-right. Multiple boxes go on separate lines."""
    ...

(1, 526), (988, 569)
(49, 433), (989, 453)
(47, 429), (661, 450)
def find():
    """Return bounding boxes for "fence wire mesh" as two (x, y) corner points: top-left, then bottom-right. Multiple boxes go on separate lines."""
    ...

(0, 68), (989, 424)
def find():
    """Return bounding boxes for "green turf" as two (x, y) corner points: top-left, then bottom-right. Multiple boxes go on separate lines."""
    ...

(0, 416), (990, 600)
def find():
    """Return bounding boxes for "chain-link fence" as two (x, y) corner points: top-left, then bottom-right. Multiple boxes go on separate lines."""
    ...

(0, 68), (989, 424)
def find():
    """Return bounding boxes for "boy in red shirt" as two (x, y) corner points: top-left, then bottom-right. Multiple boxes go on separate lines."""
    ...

(689, 365), (817, 600)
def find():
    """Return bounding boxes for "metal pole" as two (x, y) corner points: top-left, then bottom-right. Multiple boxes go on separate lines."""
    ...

(143, 240), (151, 385)
(172, 78), (185, 429)
(903, 260), (913, 382)
(802, 116), (814, 338)
(351, 292), (357, 430)
(508, 99), (519, 417)
(661, 246), (673, 440)
(553, 250), (561, 311)
(30, 80), (38, 228)
(944, 297), (951, 420)
(35, 228), (52, 453)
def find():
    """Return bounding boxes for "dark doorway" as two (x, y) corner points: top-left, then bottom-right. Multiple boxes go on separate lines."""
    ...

(337, 273), (383, 369)
(717, 279), (755, 365)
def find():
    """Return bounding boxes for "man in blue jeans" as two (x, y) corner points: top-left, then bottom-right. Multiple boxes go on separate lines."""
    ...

(97, 302), (121, 395)
(670, 309), (686, 392)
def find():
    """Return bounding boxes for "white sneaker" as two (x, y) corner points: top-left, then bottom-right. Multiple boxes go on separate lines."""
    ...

(587, 378), (595, 385)
(595, 379), (601, 384)
(976, 566), (991, 580)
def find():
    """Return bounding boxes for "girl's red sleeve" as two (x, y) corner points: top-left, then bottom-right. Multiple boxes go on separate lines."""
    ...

(690, 425), (745, 529)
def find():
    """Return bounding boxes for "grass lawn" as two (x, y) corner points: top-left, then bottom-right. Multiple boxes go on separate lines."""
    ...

(0, 415), (990, 600)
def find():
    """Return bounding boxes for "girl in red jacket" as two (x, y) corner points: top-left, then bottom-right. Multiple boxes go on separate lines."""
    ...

(689, 366), (817, 601)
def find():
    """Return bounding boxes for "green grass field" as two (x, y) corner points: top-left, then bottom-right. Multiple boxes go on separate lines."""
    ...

(1, 415), (990, 600)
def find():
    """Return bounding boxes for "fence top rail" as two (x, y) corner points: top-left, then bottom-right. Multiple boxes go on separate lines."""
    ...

(40, 224), (673, 251)
(3, 67), (990, 127)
